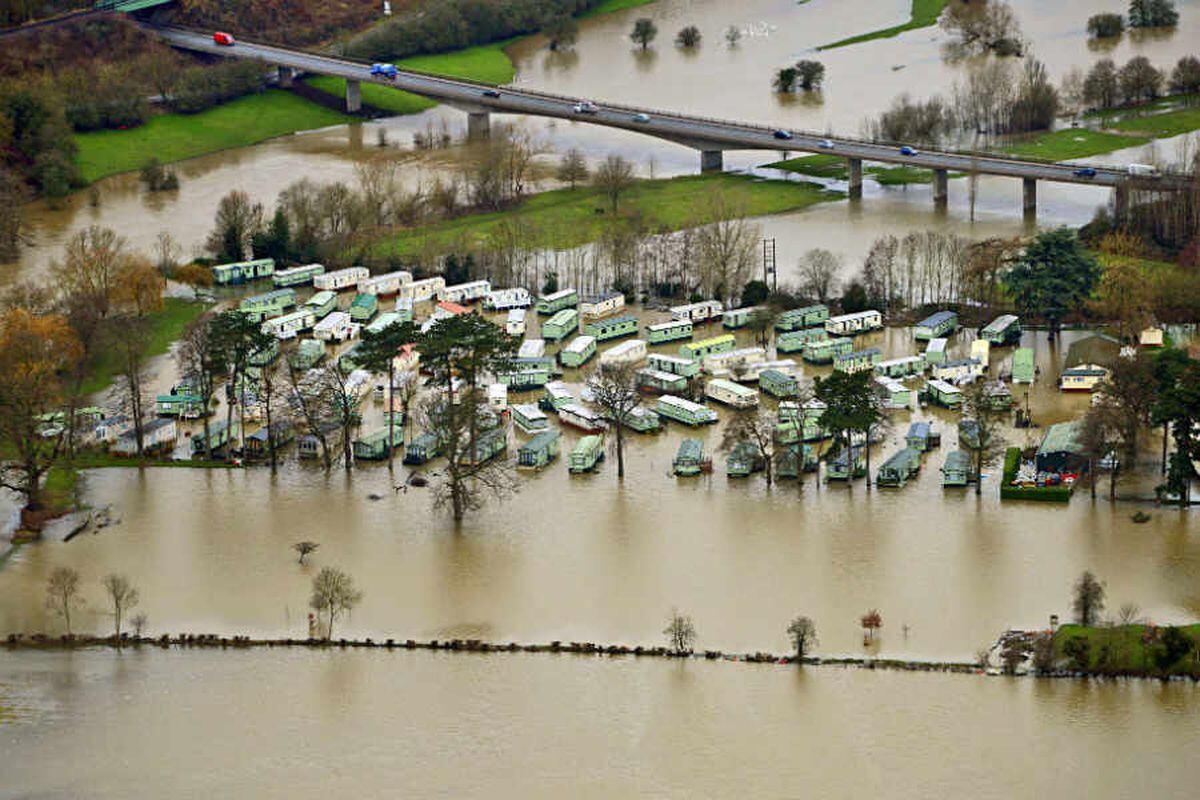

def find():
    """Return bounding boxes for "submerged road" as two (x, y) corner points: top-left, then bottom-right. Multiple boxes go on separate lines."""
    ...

(154, 25), (1192, 194)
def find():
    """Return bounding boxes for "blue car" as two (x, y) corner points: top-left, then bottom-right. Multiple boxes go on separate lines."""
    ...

(899, 145), (919, 156)
(1073, 167), (1097, 178)
(370, 63), (398, 79)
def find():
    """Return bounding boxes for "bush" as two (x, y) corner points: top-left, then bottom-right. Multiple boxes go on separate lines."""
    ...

(169, 60), (266, 114)
(1087, 13), (1125, 38)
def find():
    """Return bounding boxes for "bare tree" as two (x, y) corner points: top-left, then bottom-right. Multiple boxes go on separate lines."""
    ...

(0, 167), (25, 262)
(695, 191), (760, 304)
(594, 154), (635, 213)
(721, 409), (777, 485)
(587, 361), (641, 479)
(797, 248), (841, 304)
(293, 541), (320, 564)
(1072, 571), (1106, 627)
(51, 226), (130, 321)
(787, 616), (818, 660)
(108, 315), (153, 459)
(102, 573), (140, 642)
(308, 566), (362, 640)
(960, 380), (1007, 495)
(663, 608), (697, 652)
(204, 190), (263, 261)
(286, 361), (336, 471)
(419, 394), (516, 522)
(45, 566), (83, 635)
(557, 148), (589, 189)
(131, 613), (149, 637)
(175, 313), (226, 460)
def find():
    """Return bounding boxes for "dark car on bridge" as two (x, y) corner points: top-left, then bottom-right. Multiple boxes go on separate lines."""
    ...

(482, 89), (502, 98)
(773, 130), (793, 140)
(1072, 167), (1097, 178)
(899, 146), (919, 156)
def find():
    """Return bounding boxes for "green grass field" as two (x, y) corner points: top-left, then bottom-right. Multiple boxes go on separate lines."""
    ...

(1055, 623), (1200, 676)
(74, 91), (351, 183)
(1002, 129), (1149, 161)
(1108, 105), (1200, 138)
(80, 298), (211, 397)
(373, 174), (841, 258)
(765, 154), (946, 185)
(818, 0), (950, 50)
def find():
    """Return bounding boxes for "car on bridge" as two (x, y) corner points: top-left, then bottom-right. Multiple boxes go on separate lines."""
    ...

(213, 31), (235, 46)
(899, 146), (919, 156)
(819, 139), (835, 149)
(773, 130), (793, 140)
(482, 89), (501, 99)
(632, 113), (650, 123)
(573, 101), (600, 114)
(370, 63), (398, 79)
(1072, 167), (1097, 178)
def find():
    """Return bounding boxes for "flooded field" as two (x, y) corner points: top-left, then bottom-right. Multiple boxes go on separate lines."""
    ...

(2, 649), (1199, 798)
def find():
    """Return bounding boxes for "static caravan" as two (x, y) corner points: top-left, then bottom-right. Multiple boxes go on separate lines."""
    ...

(313, 266), (369, 292)
(352, 426), (405, 461)
(244, 422), (294, 460)
(292, 339), (326, 370)
(155, 391), (204, 418)
(1011, 347), (1035, 383)
(239, 288), (296, 323)
(585, 314), (639, 342)
(486, 287), (532, 311)
(568, 435), (605, 473)
(680, 334), (736, 360)
(726, 441), (766, 477)
(600, 339), (647, 366)
(776, 327), (829, 353)
(941, 450), (973, 487)
(759, 369), (798, 399)
(645, 319), (694, 344)
(518, 430), (561, 469)
(397, 277), (445, 304)
(825, 446), (865, 481)
(981, 314), (1021, 346)
(984, 380), (1012, 410)
(464, 428), (507, 467)
(506, 309), (527, 336)
(703, 347), (766, 378)
(876, 447), (921, 488)
(496, 359), (554, 390)
(931, 357), (983, 383)
(511, 403), (549, 434)
(834, 347), (882, 375)
(776, 399), (828, 443)
(262, 308), (317, 339)
(802, 337), (853, 364)
(212, 257), (275, 285)
(647, 353), (700, 378)
(825, 310), (882, 335)
(190, 419), (240, 458)
(541, 309), (580, 342)
(540, 381), (574, 412)
(487, 383), (508, 413)
(304, 290), (338, 320)
(776, 442), (818, 479)
(722, 306), (765, 329)
(875, 355), (925, 378)
(536, 288), (578, 315)
(914, 310), (958, 341)
(365, 312), (403, 336)
(249, 339), (280, 368)
(970, 338), (991, 368)
(673, 438), (711, 476)
(742, 359), (796, 384)
(618, 406), (661, 433)
(358, 270), (413, 297)
(924, 337), (949, 366)
(113, 418), (177, 457)
(272, 263), (325, 288)
(637, 368), (688, 395)
(776, 304), (830, 332)
(348, 293), (378, 323)
(670, 300), (723, 324)
(905, 421), (934, 452)
(403, 431), (441, 465)
(313, 311), (358, 343)
(874, 375), (911, 409)
(518, 339), (547, 359)
(705, 378), (759, 408)
(579, 291), (625, 319)
(560, 335), (597, 368)
(559, 403), (608, 433)
(656, 395), (718, 426)
(925, 378), (963, 408)
(394, 299), (414, 323)
(1060, 365), (1109, 392)
(442, 280), (491, 304)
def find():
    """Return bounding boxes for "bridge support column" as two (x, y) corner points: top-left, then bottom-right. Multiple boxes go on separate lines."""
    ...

(700, 150), (723, 173)
(847, 157), (863, 199)
(1113, 184), (1129, 221)
(277, 66), (295, 89)
(345, 79), (362, 113)
(467, 112), (491, 139)
(933, 168), (948, 205)
(1022, 177), (1037, 217)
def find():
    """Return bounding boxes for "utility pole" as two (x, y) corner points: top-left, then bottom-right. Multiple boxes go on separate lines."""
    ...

(762, 238), (777, 292)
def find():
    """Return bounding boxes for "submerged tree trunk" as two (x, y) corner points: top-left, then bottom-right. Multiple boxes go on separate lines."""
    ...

(386, 362), (397, 472)
(616, 425), (625, 478)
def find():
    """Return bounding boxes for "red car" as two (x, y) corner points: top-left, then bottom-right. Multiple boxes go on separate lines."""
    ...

(213, 31), (236, 46)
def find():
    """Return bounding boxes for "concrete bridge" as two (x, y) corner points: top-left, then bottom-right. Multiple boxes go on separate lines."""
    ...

(153, 25), (1193, 218)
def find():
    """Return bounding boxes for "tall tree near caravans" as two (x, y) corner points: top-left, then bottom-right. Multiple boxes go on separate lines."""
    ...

(960, 381), (1007, 495)
(175, 312), (228, 460)
(353, 320), (418, 470)
(587, 360), (642, 479)
(1003, 228), (1099, 339)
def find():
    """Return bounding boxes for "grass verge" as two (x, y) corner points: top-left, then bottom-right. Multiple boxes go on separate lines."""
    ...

(1108, 105), (1200, 139)
(1082, 93), (1199, 123)
(818, 0), (950, 51)
(765, 154), (954, 185)
(371, 174), (842, 258)
(1001, 129), (1149, 161)
(74, 91), (352, 183)
(1055, 623), (1200, 676)
(80, 298), (211, 398)
(584, 0), (658, 16)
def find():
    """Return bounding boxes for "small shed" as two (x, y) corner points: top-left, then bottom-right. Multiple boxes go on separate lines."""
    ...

(1036, 420), (1087, 474)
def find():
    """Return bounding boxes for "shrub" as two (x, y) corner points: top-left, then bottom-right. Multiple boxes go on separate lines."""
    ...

(1087, 13), (1125, 38)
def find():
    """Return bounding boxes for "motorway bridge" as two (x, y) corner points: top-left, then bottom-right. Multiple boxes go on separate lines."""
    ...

(152, 25), (1192, 217)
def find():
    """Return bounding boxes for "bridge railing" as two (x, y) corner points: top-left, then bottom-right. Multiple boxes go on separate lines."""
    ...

(153, 24), (1195, 183)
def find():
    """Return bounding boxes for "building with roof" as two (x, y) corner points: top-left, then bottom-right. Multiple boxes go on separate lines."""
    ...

(1036, 420), (1087, 474)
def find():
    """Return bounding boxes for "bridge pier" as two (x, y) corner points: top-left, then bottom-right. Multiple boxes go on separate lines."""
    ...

(933, 169), (948, 205)
(345, 79), (362, 113)
(847, 158), (863, 199)
(467, 112), (491, 139)
(1113, 184), (1129, 221)
(1022, 177), (1037, 217)
(700, 150), (724, 173)
(277, 66), (295, 89)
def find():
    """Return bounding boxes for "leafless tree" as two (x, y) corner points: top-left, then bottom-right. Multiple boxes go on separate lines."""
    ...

(594, 154), (635, 213)
(309, 566), (362, 640)
(0, 168), (25, 262)
(587, 361), (641, 479)
(108, 315), (153, 459)
(960, 380), (1007, 495)
(557, 148), (590, 189)
(663, 608), (697, 652)
(419, 393), (516, 522)
(45, 566), (83, 635)
(695, 191), (760, 304)
(720, 409), (778, 485)
(102, 573), (140, 643)
(293, 541), (320, 565)
(787, 615), (818, 660)
(797, 248), (842, 304)
(286, 361), (337, 471)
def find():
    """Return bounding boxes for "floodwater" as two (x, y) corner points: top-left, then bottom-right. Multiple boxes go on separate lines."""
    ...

(8, 0), (1199, 283)
(2, 649), (1199, 798)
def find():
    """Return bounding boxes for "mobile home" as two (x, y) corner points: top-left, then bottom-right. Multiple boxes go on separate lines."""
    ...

(656, 395), (718, 426)
(617, 405), (661, 433)
(645, 319), (694, 344)
(876, 447), (921, 487)
(568, 435), (605, 473)
(579, 291), (625, 319)
(517, 430), (561, 469)
(358, 270), (413, 297)
(313, 266), (369, 292)
(758, 369), (798, 399)
(239, 288), (296, 323)
(394, 299), (414, 323)
(722, 306), (765, 329)
(825, 446), (865, 481)
(670, 300), (723, 324)
(541, 308), (580, 342)
(726, 441), (766, 477)
(352, 426), (406, 461)
(535, 288), (578, 315)
(924, 338), (949, 366)
(496, 359), (554, 390)
(559, 403), (608, 433)
(348, 293), (378, 323)
(776, 442), (818, 479)
(874, 375), (911, 409)
(1060, 365), (1109, 392)
(1011, 347), (1035, 383)
(190, 419), (240, 458)
(705, 378), (759, 408)
(364, 312), (404, 336)
(262, 308), (317, 339)
(585, 314), (639, 342)
(925, 378), (963, 408)
(981, 314), (1021, 346)
(970, 338), (991, 368)
(742, 359), (796, 384)
(212, 257), (274, 285)
(511, 403), (549, 434)
(313, 311), (358, 343)
(776, 304), (829, 332)
(833, 347), (882, 375)
(486, 287), (532, 311)
(776, 399), (828, 443)
(518, 339), (547, 360)
(441, 280), (491, 305)
(875, 355), (925, 378)
(931, 357), (983, 384)
(600, 339), (647, 366)
(941, 449), (973, 486)
(647, 353), (700, 378)
(905, 421), (934, 452)
(802, 337), (853, 364)
(776, 327), (829, 353)
(403, 431), (441, 465)
(155, 390), (204, 418)
(397, 276), (444, 304)
(113, 418), (177, 457)
(272, 263), (325, 288)
(914, 310), (957, 341)
(680, 334), (736, 360)
(464, 428), (507, 467)
(291, 339), (326, 370)
(637, 368), (688, 395)
(244, 422), (294, 460)
(703, 347), (766, 378)
(304, 290), (338, 320)
(673, 438), (710, 476)
(506, 309), (527, 336)
(825, 310), (882, 335)
(560, 335), (597, 368)
(539, 382), (573, 413)
(487, 383), (507, 413)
